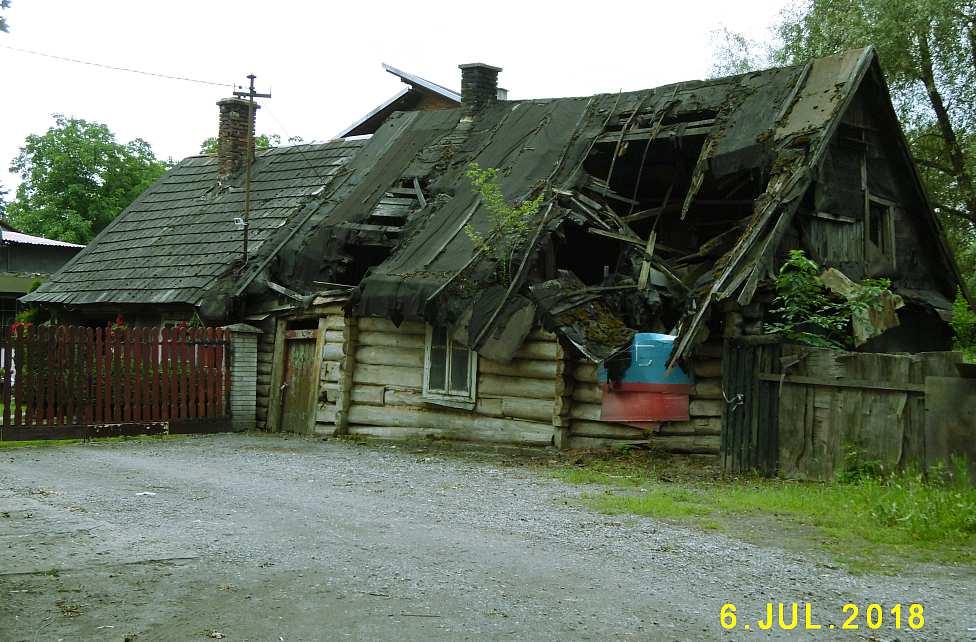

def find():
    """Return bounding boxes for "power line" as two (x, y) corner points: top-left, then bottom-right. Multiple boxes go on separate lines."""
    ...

(265, 106), (354, 195)
(1, 44), (233, 88)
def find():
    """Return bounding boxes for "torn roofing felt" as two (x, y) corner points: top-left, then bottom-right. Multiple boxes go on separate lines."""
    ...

(343, 46), (963, 364)
(354, 97), (607, 318)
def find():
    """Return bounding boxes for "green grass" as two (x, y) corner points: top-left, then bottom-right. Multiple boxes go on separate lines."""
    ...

(552, 454), (976, 573)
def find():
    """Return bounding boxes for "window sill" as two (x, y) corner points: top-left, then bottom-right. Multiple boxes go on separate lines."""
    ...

(422, 395), (476, 412)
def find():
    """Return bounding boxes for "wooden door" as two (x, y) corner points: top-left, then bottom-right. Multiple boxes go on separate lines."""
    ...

(279, 329), (318, 433)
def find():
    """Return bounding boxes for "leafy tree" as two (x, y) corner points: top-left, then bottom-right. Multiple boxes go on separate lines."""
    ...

(1, 0), (11, 33)
(950, 288), (976, 360)
(712, 0), (976, 289)
(709, 27), (772, 77)
(198, 134), (304, 155)
(0, 182), (7, 218)
(6, 115), (169, 244)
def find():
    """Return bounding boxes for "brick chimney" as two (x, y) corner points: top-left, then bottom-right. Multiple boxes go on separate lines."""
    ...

(459, 63), (502, 112)
(216, 97), (258, 181)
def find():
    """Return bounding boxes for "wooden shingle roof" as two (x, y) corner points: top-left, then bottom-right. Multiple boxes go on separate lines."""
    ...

(25, 140), (364, 309)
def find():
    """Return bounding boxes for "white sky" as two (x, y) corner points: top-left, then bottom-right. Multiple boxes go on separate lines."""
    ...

(0, 0), (785, 191)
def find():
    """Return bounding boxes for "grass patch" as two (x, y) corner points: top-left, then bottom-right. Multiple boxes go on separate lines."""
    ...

(553, 453), (976, 573)
(0, 434), (192, 450)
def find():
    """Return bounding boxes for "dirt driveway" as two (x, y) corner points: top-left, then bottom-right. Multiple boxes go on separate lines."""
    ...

(0, 434), (973, 641)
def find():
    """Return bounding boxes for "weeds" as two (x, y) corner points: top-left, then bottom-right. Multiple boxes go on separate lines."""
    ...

(764, 249), (893, 349)
(0, 434), (191, 450)
(553, 452), (976, 572)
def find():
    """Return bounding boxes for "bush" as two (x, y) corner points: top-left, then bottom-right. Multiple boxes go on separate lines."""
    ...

(950, 288), (976, 361)
(765, 250), (893, 349)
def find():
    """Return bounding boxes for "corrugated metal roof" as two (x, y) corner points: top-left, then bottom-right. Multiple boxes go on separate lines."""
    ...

(382, 63), (461, 102)
(1, 230), (84, 247)
(337, 64), (461, 138)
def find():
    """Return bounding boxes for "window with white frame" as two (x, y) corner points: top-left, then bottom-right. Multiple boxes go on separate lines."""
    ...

(423, 325), (477, 405)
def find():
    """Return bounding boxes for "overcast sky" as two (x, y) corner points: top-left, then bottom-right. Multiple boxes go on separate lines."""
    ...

(1, 0), (785, 192)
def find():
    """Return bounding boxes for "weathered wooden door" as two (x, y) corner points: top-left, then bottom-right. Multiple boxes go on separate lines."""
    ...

(279, 329), (318, 433)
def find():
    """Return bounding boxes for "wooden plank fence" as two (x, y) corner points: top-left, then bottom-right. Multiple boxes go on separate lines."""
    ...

(722, 336), (974, 480)
(0, 326), (230, 439)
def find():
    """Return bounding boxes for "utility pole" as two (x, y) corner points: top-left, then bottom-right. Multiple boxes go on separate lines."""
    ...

(233, 74), (271, 267)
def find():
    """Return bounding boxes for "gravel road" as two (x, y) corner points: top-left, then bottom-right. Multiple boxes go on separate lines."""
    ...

(0, 433), (973, 641)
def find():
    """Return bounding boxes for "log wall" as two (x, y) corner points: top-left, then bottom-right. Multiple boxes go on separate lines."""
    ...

(254, 316), (276, 430)
(315, 317), (559, 445)
(305, 313), (725, 454)
(566, 339), (724, 455)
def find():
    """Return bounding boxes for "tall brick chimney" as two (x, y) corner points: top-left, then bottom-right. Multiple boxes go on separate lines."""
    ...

(459, 63), (502, 112)
(216, 97), (258, 181)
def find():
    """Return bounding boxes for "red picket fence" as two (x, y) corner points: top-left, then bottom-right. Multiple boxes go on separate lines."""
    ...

(0, 325), (229, 436)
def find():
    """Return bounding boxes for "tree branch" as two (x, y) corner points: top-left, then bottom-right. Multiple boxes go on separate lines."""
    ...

(966, 16), (976, 72)
(914, 156), (955, 175)
(916, 28), (976, 216)
(933, 202), (976, 225)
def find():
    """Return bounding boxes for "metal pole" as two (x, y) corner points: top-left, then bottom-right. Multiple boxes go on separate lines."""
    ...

(242, 74), (256, 267)
(233, 74), (269, 270)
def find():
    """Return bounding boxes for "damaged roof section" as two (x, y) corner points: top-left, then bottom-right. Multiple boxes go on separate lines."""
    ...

(337, 47), (948, 364)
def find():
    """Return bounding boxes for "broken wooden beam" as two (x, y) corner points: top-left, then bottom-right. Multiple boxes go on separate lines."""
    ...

(583, 227), (684, 258)
(595, 119), (715, 145)
(336, 222), (402, 234)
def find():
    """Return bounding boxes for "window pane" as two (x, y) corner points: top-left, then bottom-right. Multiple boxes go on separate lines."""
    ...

(450, 342), (470, 393)
(428, 326), (448, 391)
(869, 201), (887, 254)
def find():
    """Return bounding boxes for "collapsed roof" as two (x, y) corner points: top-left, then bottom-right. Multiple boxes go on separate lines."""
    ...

(286, 46), (962, 363)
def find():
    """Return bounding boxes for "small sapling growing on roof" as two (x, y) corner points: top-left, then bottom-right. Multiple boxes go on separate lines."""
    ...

(463, 163), (544, 285)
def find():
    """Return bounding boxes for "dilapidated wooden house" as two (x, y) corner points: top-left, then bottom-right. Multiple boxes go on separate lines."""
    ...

(25, 50), (971, 459)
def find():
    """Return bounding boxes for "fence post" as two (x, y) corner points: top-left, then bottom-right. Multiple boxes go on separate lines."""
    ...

(220, 324), (261, 432)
